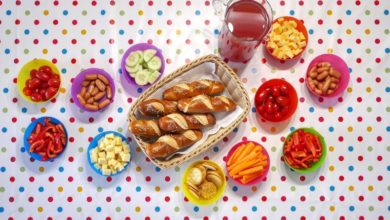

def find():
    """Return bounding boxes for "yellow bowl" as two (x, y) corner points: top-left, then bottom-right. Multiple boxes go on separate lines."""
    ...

(182, 160), (226, 205)
(17, 58), (61, 103)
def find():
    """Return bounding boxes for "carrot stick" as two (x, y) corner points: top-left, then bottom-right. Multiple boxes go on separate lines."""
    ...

(228, 151), (259, 171)
(235, 143), (255, 161)
(238, 165), (264, 176)
(227, 146), (244, 166)
(242, 174), (260, 184)
(230, 159), (261, 176)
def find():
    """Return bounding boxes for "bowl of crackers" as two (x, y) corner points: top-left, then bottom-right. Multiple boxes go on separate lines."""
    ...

(182, 160), (226, 205)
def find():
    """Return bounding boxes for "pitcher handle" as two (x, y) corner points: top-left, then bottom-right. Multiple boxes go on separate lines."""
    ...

(212, 0), (229, 20)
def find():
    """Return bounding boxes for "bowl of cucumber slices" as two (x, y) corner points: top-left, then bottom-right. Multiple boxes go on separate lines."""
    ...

(121, 43), (165, 88)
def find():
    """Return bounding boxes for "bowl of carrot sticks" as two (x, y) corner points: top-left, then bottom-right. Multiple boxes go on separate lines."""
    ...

(226, 141), (270, 185)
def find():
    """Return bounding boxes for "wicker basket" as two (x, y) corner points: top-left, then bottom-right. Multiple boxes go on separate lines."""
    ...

(128, 55), (250, 168)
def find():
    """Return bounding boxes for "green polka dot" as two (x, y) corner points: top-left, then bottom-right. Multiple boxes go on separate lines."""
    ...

(368, 206), (374, 211)
(118, 88), (123, 94)
(18, 207), (24, 212)
(5, 29), (11, 35)
(365, 48), (371, 54)
(100, 29), (106, 35)
(4, 68), (10, 74)
(116, 207), (121, 212)
(117, 127), (123, 132)
(175, 166), (180, 172)
(25, 10), (30, 16)
(195, 29), (201, 34)
(82, 10), (87, 16)
(77, 207), (82, 212)
(0, 187), (5, 192)
(366, 68), (372, 73)
(176, 49), (181, 55)
(78, 147), (83, 153)
(213, 206), (218, 212)
(385, 29), (389, 35)
(97, 187), (102, 192)
(385, 68), (390, 73)
(308, 10), (314, 15)
(24, 49), (29, 54)
(367, 146), (373, 152)
(271, 206), (277, 211)
(119, 10), (125, 16)
(308, 48), (314, 54)
(310, 206), (315, 211)
(174, 206), (180, 212)
(21, 127), (26, 132)
(271, 146), (276, 152)
(271, 166), (276, 172)
(20, 167), (26, 172)
(366, 107), (372, 112)
(290, 186), (296, 191)
(290, 68), (295, 73)
(2, 107), (8, 113)
(81, 49), (87, 55)
(176, 10), (182, 16)
(78, 167), (83, 172)
(1, 147), (6, 153)
(386, 107), (390, 112)
(387, 146), (390, 151)
(119, 49), (124, 54)
(365, 10), (370, 15)
(387, 185), (390, 191)
(368, 165), (373, 171)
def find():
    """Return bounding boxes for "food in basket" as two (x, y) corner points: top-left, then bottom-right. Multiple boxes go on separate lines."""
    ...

(185, 161), (224, 200)
(125, 49), (162, 85)
(158, 113), (216, 133)
(163, 79), (225, 101)
(266, 17), (307, 60)
(76, 74), (113, 111)
(129, 119), (161, 137)
(227, 142), (268, 184)
(178, 95), (236, 113)
(27, 117), (67, 161)
(138, 99), (178, 116)
(146, 130), (203, 158)
(307, 62), (341, 96)
(23, 66), (60, 102)
(283, 129), (323, 169)
(89, 133), (131, 176)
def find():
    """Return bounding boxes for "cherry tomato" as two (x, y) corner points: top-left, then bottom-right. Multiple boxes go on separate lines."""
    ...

(38, 66), (52, 74)
(276, 96), (290, 107)
(280, 106), (289, 115)
(48, 78), (60, 87)
(280, 85), (289, 95)
(256, 105), (266, 114)
(266, 103), (274, 114)
(272, 103), (280, 113)
(27, 78), (41, 89)
(23, 87), (32, 96)
(266, 96), (274, 103)
(264, 87), (271, 95)
(272, 86), (281, 97)
(36, 71), (50, 81)
(31, 93), (43, 102)
(40, 83), (50, 89)
(45, 87), (58, 100)
(255, 91), (267, 104)
(52, 74), (60, 80)
(274, 112), (282, 120)
(30, 69), (38, 78)
(39, 88), (46, 97)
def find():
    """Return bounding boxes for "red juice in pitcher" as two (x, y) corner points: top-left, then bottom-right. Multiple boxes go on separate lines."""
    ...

(218, 0), (272, 62)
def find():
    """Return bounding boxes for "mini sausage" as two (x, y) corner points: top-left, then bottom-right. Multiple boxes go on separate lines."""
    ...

(329, 68), (341, 78)
(95, 79), (106, 91)
(91, 87), (99, 96)
(316, 71), (328, 81)
(322, 77), (331, 93)
(106, 86), (112, 99)
(77, 94), (86, 105)
(94, 92), (105, 101)
(88, 84), (95, 94)
(98, 99), (111, 109)
(84, 92), (91, 99)
(87, 97), (94, 104)
(85, 74), (98, 81)
(80, 87), (87, 97)
(85, 104), (99, 111)
(98, 74), (110, 85)
(82, 81), (90, 87)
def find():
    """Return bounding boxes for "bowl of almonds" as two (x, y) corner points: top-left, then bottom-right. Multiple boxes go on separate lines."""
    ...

(306, 54), (350, 97)
(182, 160), (226, 205)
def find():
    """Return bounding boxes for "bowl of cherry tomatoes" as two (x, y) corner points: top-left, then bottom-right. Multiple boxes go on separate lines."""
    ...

(254, 79), (298, 122)
(17, 59), (61, 103)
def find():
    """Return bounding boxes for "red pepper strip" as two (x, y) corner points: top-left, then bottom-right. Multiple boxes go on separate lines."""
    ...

(56, 124), (65, 134)
(44, 117), (51, 126)
(51, 134), (64, 154)
(46, 141), (57, 158)
(34, 122), (43, 135)
(61, 136), (66, 145)
(37, 151), (46, 157)
(291, 151), (307, 158)
(313, 135), (322, 150)
(293, 132), (300, 147)
(28, 139), (34, 145)
(37, 126), (55, 139)
(29, 140), (44, 152)
(301, 155), (313, 163)
(45, 132), (54, 141)
(35, 139), (49, 152)
(304, 135), (317, 158)
(284, 154), (296, 166)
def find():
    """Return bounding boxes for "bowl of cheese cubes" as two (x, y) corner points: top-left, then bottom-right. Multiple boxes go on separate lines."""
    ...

(88, 131), (131, 176)
(265, 16), (308, 61)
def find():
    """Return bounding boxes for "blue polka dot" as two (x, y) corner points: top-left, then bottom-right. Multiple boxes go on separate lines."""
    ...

(195, 10), (201, 16)
(117, 107), (123, 113)
(100, 10), (106, 15)
(308, 29), (314, 35)
(348, 166), (354, 171)
(24, 29), (30, 35)
(0, 167), (5, 172)
(96, 207), (101, 212)
(137, 88), (143, 93)
(388, 206), (390, 211)
(251, 107), (256, 113)
(4, 49), (10, 54)
(349, 206), (355, 211)
(347, 107), (353, 112)
(155, 167), (161, 172)
(328, 127), (334, 132)
(233, 127), (238, 132)
(57, 207), (63, 212)
(385, 87), (390, 93)
(58, 167), (64, 172)
(327, 29), (333, 35)
(38, 186), (44, 192)
(329, 185), (335, 191)
(43, 29), (49, 35)
(19, 187), (25, 192)
(138, 29), (144, 35)
(213, 146), (219, 152)
(157, 10), (163, 16)
(346, 10), (351, 15)
(387, 166), (390, 171)
(214, 29), (220, 35)
(193, 206), (199, 212)
(119, 30), (124, 35)
(252, 206), (257, 212)
(384, 9), (389, 15)
(6, 10), (11, 15)
(309, 186), (315, 191)
(116, 187), (121, 192)
(289, 10), (295, 16)
(61, 49), (67, 54)
(155, 206), (160, 212)
(195, 49), (200, 54)
(348, 146), (354, 152)
(60, 107), (66, 113)
(251, 68), (257, 73)
(309, 107), (314, 113)
(61, 68), (67, 74)
(385, 48), (390, 54)
(290, 127), (296, 132)
(348, 67), (352, 73)
(0, 207), (4, 213)
(63, 10), (68, 16)
(290, 206), (296, 212)
(136, 186), (141, 192)
(100, 49), (106, 55)
(98, 127), (103, 132)
(1, 127), (7, 133)
(232, 186), (238, 192)
(20, 147), (26, 153)
(347, 48), (352, 54)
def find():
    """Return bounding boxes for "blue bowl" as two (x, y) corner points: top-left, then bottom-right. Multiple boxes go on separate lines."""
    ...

(87, 131), (131, 176)
(24, 116), (68, 161)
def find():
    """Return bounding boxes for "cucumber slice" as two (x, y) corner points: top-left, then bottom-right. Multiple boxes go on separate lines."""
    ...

(147, 56), (162, 71)
(125, 64), (142, 78)
(143, 49), (157, 63)
(135, 69), (149, 86)
(126, 51), (143, 67)
(147, 70), (160, 84)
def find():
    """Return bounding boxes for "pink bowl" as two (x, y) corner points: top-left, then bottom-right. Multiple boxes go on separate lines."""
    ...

(306, 54), (350, 97)
(225, 141), (270, 185)
(71, 68), (115, 112)
(121, 43), (165, 89)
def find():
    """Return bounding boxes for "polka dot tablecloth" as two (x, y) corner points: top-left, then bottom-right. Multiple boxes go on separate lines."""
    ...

(0, 0), (389, 219)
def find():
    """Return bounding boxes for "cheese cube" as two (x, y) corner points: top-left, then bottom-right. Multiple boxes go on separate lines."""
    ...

(120, 153), (130, 162)
(108, 159), (117, 167)
(106, 152), (115, 159)
(102, 168), (111, 176)
(105, 133), (114, 139)
(98, 157), (107, 165)
(102, 164), (108, 170)
(123, 144), (130, 153)
(98, 152), (106, 158)
(114, 146), (122, 154)
(114, 137), (122, 146)
(106, 144), (114, 152)
(94, 163), (101, 170)
(115, 163), (124, 172)
(91, 154), (98, 163)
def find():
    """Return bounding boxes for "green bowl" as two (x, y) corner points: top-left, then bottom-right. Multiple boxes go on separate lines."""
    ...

(282, 127), (327, 173)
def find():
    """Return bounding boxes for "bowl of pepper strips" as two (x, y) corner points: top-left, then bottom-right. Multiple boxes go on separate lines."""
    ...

(24, 116), (68, 161)
(283, 127), (326, 173)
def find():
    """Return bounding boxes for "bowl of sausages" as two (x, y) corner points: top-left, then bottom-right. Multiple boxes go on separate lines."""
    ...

(71, 68), (115, 112)
(306, 54), (350, 98)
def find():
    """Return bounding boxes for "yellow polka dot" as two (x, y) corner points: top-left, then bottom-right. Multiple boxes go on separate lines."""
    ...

(329, 165), (334, 171)
(78, 127), (84, 133)
(155, 186), (160, 192)
(251, 88), (257, 93)
(346, 29), (352, 35)
(328, 107), (334, 113)
(329, 206), (335, 212)
(327, 10), (332, 15)
(327, 48), (333, 54)
(42, 49), (48, 54)
(347, 126), (353, 132)
(270, 127), (276, 133)
(58, 186), (63, 192)
(77, 186), (83, 192)
(60, 87), (66, 94)
(43, 10), (49, 16)
(329, 146), (334, 152)
(251, 127), (257, 132)
(40, 108), (46, 113)
(39, 167), (45, 173)
(81, 29), (87, 35)
(347, 87), (353, 93)
(37, 207), (43, 212)
(138, 10), (143, 16)
(174, 186), (180, 192)
(368, 185), (374, 191)
(271, 186), (277, 192)
(348, 185), (354, 191)
(136, 147), (141, 152)
(135, 206), (141, 212)
(176, 29), (181, 35)
(62, 29), (68, 35)
(232, 206), (238, 212)
(366, 87), (371, 93)
(367, 126), (372, 132)
(252, 186), (257, 192)
(364, 29), (371, 35)
(156, 29), (162, 35)
(136, 166), (142, 172)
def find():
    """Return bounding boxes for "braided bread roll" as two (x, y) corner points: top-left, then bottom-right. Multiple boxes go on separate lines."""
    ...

(178, 95), (237, 113)
(129, 120), (161, 137)
(163, 79), (225, 101)
(158, 113), (216, 133)
(146, 130), (203, 158)
(138, 99), (178, 117)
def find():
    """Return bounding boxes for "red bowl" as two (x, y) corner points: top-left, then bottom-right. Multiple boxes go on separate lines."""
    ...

(265, 16), (309, 61)
(225, 141), (270, 185)
(254, 79), (298, 122)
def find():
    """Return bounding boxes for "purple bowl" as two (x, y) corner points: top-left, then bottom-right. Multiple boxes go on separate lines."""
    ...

(306, 54), (350, 98)
(120, 43), (165, 89)
(71, 68), (115, 112)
